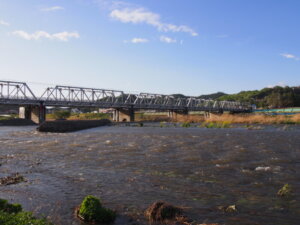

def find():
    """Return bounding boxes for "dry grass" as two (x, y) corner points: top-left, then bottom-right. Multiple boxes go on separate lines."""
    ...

(141, 113), (300, 124)
(205, 113), (300, 124)
(135, 114), (171, 122)
(46, 112), (300, 125)
(171, 114), (205, 123)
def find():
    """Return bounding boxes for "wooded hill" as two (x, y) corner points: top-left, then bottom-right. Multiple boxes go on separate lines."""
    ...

(217, 86), (300, 108)
(172, 86), (300, 108)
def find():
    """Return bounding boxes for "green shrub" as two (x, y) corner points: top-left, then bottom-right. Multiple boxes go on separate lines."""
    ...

(204, 122), (217, 128)
(0, 199), (52, 225)
(0, 199), (7, 210)
(277, 184), (292, 197)
(221, 121), (231, 128)
(5, 203), (22, 214)
(53, 110), (71, 120)
(0, 199), (22, 214)
(181, 122), (191, 128)
(77, 113), (109, 120)
(78, 195), (116, 223)
(202, 122), (231, 128)
(0, 211), (52, 225)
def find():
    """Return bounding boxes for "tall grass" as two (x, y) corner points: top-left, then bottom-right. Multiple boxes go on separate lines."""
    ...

(205, 113), (300, 124)
(135, 113), (170, 122)
(142, 112), (300, 124)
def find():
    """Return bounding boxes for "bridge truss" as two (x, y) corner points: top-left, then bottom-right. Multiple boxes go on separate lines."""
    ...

(0, 80), (252, 112)
(0, 80), (38, 105)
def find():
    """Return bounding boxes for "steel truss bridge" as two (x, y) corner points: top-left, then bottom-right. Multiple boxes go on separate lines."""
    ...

(0, 80), (252, 112)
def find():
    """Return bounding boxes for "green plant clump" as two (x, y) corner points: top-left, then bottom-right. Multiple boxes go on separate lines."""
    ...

(160, 122), (166, 128)
(181, 122), (191, 128)
(76, 113), (109, 120)
(202, 121), (231, 128)
(0, 199), (52, 225)
(0, 211), (52, 225)
(78, 195), (116, 223)
(277, 184), (292, 197)
(0, 199), (22, 213)
(53, 110), (71, 120)
(221, 121), (232, 128)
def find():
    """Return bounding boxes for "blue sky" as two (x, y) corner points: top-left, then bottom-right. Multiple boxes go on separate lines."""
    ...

(0, 0), (299, 96)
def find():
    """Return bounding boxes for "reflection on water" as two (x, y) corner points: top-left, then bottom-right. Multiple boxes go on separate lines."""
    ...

(0, 125), (299, 225)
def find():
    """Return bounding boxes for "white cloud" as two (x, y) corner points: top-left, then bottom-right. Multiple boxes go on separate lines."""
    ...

(41, 6), (64, 12)
(124, 38), (149, 43)
(281, 53), (296, 59)
(0, 20), (10, 26)
(110, 8), (198, 36)
(12, 30), (80, 41)
(280, 53), (300, 61)
(160, 36), (176, 43)
(131, 38), (149, 43)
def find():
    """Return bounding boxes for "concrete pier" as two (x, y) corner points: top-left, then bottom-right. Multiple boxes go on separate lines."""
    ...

(204, 111), (211, 119)
(113, 107), (135, 122)
(167, 109), (188, 120)
(19, 104), (46, 124)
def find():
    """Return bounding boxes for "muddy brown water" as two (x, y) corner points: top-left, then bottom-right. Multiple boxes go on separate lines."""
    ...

(0, 124), (299, 225)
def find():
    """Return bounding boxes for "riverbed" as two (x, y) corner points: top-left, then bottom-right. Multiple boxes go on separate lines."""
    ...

(0, 125), (299, 225)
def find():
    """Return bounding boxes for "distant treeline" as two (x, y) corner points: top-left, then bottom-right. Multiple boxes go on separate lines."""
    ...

(192, 86), (300, 108)
(172, 86), (300, 108)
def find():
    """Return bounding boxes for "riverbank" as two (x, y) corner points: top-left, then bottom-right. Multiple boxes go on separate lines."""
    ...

(37, 119), (111, 133)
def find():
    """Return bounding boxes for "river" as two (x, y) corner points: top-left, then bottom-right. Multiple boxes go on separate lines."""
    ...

(0, 124), (299, 225)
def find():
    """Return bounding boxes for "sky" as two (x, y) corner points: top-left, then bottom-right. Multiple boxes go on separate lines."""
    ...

(0, 0), (300, 96)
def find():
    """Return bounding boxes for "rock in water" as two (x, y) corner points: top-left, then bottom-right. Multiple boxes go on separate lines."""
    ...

(145, 201), (182, 223)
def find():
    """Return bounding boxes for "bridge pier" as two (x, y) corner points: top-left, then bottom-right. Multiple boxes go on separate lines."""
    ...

(19, 104), (46, 124)
(204, 112), (211, 119)
(168, 109), (188, 120)
(204, 110), (224, 119)
(112, 110), (119, 122)
(113, 107), (135, 122)
(168, 110), (175, 119)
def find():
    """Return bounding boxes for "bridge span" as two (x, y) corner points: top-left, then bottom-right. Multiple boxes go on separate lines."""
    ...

(0, 80), (252, 123)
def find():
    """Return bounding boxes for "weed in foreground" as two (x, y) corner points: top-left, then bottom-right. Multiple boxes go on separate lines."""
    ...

(77, 195), (116, 223)
(0, 199), (52, 225)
